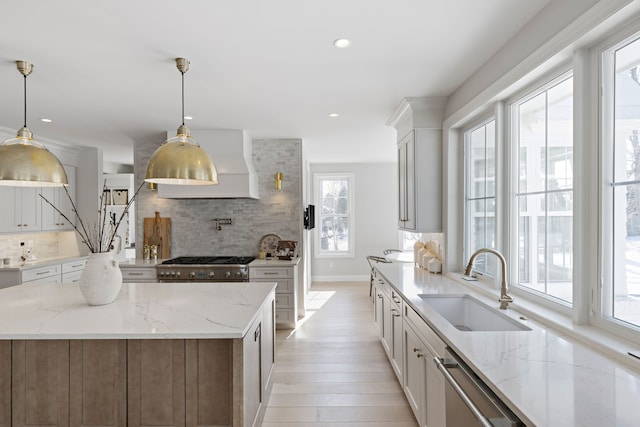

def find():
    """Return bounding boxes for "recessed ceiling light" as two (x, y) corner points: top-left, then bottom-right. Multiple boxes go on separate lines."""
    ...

(333, 38), (351, 48)
(328, 113), (340, 118)
(184, 116), (193, 120)
(40, 118), (52, 123)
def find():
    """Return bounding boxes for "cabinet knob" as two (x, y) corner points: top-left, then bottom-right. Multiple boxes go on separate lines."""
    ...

(416, 353), (424, 358)
(413, 347), (421, 353)
(377, 294), (383, 299)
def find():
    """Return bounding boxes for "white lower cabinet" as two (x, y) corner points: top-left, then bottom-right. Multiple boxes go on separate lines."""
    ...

(0, 258), (87, 288)
(61, 259), (87, 283)
(403, 305), (446, 427)
(373, 271), (445, 427)
(249, 260), (298, 329)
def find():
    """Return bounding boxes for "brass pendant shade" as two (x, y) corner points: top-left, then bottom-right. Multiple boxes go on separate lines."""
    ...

(0, 61), (68, 187)
(145, 126), (218, 185)
(144, 58), (218, 186)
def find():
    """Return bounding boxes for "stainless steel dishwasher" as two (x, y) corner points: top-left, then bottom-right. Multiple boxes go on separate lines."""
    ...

(434, 348), (525, 427)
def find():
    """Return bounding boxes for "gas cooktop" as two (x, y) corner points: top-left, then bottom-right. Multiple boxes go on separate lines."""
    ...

(160, 256), (256, 265)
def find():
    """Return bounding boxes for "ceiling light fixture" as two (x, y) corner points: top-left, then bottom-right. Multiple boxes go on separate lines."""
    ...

(333, 38), (351, 48)
(184, 116), (193, 120)
(328, 113), (340, 118)
(145, 58), (218, 186)
(0, 61), (68, 187)
(40, 118), (52, 123)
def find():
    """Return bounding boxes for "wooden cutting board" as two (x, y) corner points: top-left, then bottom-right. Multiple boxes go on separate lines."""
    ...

(143, 212), (171, 258)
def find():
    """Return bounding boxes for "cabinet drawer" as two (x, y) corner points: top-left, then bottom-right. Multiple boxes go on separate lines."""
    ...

(121, 267), (156, 281)
(274, 294), (292, 309)
(62, 259), (87, 274)
(275, 308), (293, 323)
(253, 278), (293, 293)
(62, 271), (82, 283)
(23, 275), (62, 285)
(404, 304), (446, 358)
(22, 265), (60, 282)
(249, 267), (291, 279)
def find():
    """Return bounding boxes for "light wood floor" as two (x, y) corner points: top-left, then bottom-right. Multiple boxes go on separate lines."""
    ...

(262, 281), (418, 427)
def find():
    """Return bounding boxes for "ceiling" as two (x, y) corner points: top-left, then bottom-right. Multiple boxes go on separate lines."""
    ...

(0, 0), (549, 167)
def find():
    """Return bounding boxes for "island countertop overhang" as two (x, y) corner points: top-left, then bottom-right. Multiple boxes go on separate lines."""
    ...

(0, 281), (276, 340)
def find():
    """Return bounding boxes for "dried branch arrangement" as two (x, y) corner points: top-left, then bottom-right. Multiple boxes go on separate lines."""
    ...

(40, 181), (145, 253)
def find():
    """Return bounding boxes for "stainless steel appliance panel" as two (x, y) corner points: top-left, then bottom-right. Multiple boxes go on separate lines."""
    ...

(435, 349), (524, 427)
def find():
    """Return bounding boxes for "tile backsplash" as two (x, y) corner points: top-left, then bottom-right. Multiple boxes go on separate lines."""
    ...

(0, 231), (80, 263)
(133, 137), (303, 257)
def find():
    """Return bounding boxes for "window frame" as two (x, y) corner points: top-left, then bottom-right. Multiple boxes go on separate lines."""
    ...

(313, 172), (356, 258)
(505, 66), (575, 311)
(463, 117), (497, 277)
(596, 25), (640, 341)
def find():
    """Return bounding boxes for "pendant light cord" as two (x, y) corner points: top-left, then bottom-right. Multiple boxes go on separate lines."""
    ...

(23, 75), (27, 128)
(181, 71), (185, 127)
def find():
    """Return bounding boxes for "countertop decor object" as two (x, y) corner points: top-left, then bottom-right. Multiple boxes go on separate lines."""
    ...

(40, 180), (144, 254)
(40, 180), (143, 305)
(79, 252), (122, 305)
(0, 60), (68, 187)
(145, 58), (218, 186)
(258, 233), (281, 258)
(143, 212), (171, 258)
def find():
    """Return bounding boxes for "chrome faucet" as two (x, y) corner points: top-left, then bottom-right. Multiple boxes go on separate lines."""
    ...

(463, 248), (514, 310)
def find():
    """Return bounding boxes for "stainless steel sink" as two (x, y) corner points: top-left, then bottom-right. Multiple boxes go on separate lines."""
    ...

(417, 294), (531, 332)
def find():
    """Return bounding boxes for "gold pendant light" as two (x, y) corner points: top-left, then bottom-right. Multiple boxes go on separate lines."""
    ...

(145, 58), (218, 186)
(0, 61), (68, 187)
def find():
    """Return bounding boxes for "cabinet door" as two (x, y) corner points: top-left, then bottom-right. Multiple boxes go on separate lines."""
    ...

(0, 187), (21, 232)
(262, 298), (275, 394)
(41, 166), (76, 231)
(403, 323), (426, 426)
(244, 320), (263, 427)
(69, 340), (126, 427)
(12, 340), (70, 427)
(373, 286), (384, 338)
(390, 302), (403, 383)
(185, 340), (233, 427)
(398, 131), (416, 230)
(17, 188), (41, 232)
(128, 340), (185, 427)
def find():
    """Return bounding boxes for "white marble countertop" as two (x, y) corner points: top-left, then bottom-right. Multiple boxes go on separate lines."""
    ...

(0, 281), (276, 340)
(0, 255), (88, 271)
(249, 257), (301, 267)
(375, 262), (640, 427)
(118, 258), (166, 268)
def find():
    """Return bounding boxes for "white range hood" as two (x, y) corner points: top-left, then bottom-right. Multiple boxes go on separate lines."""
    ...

(156, 129), (259, 199)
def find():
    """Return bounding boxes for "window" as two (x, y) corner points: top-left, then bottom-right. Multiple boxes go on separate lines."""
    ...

(314, 173), (355, 257)
(464, 119), (497, 276)
(512, 74), (574, 304)
(602, 34), (640, 330)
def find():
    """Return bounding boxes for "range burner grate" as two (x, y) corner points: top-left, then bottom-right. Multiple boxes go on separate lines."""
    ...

(161, 256), (256, 265)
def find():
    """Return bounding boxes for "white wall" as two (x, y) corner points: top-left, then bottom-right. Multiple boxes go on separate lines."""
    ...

(310, 163), (397, 282)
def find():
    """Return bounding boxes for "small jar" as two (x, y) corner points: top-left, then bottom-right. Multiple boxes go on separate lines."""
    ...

(150, 245), (158, 260)
(143, 244), (150, 260)
(413, 241), (425, 266)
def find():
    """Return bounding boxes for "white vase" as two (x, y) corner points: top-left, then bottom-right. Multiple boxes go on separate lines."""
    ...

(79, 252), (123, 306)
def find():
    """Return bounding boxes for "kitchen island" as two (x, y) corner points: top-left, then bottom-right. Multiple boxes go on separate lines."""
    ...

(0, 280), (276, 427)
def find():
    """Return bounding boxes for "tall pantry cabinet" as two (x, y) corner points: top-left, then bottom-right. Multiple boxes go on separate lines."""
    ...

(388, 97), (445, 233)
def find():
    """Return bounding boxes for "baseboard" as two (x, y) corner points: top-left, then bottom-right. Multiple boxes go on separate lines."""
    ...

(311, 275), (369, 282)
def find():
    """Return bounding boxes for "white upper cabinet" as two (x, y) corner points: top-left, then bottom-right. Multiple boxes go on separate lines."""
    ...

(388, 97), (445, 233)
(0, 187), (41, 232)
(41, 165), (76, 231)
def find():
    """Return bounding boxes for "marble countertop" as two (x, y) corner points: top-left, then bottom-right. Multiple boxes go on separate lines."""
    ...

(375, 262), (640, 427)
(250, 257), (301, 267)
(118, 258), (166, 268)
(0, 281), (276, 340)
(0, 255), (88, 271)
